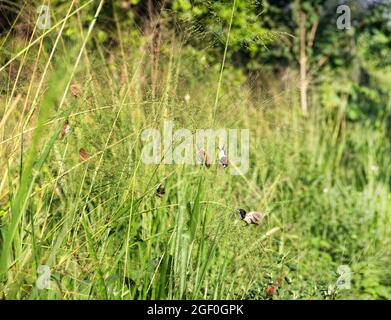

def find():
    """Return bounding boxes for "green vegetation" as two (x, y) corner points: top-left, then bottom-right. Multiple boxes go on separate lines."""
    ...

(0, 0), (390, 300)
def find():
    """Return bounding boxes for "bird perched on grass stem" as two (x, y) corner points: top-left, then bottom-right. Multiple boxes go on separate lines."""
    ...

(238, 209), (265, 225)
(79, 148), (89, 162)
(70, 84), (82, 98)
(218, 147), (228, 168)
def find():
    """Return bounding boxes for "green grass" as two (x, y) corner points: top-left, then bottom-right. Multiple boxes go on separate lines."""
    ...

(0, 1), (390, 300)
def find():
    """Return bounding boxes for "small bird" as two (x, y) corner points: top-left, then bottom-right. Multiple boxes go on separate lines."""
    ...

(70, 84), (82, 97)
(266, 272), (286, 297)
(276, 273), (286, 286)
(238, 209), (265, 225)
(218, 147), (228, 168)
(120, 0), (131, 11)
(60, 120), (70, 139)
(184, 93), (190, 104)
(156, 184), (165, 198)
(87, 95), (94, 105)
(79, 148), (89, 162)
(196, 148), (211, 168)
